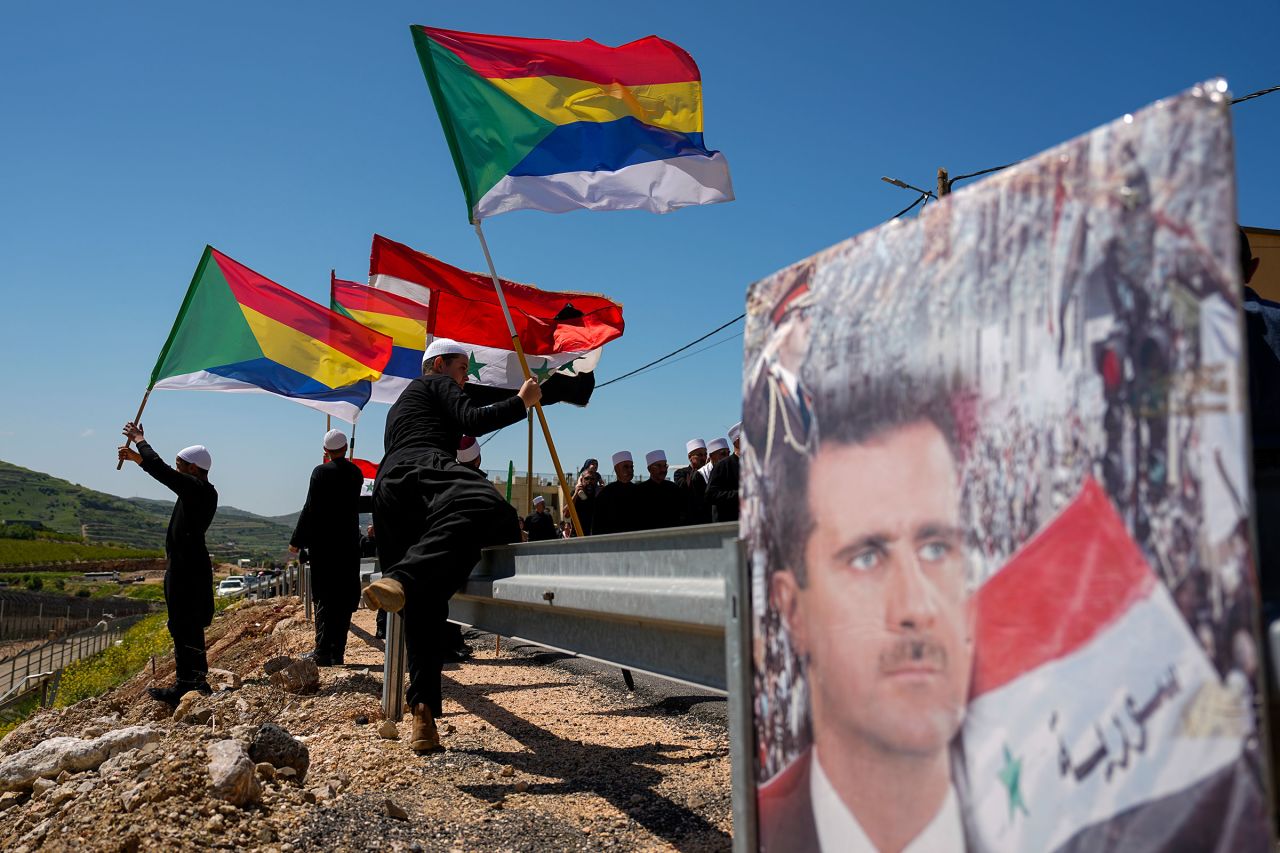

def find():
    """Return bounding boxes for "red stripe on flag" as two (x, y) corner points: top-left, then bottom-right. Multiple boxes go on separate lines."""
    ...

(211, 250), (392, 370)
(369, 235), (625, 355)
(418, 26), (701, 85)
(970, 478), (1157, 699)
(353, 458), (378, 480)
(332, 280), (432, 322)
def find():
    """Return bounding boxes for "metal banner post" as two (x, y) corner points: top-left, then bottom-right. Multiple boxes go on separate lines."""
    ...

(381, 611), (407, 722)
(302, 562), (313, 622)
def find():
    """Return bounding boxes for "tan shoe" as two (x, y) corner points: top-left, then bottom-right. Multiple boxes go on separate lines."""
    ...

(410, 703), (441, 753)
(362, 577), (406, 613)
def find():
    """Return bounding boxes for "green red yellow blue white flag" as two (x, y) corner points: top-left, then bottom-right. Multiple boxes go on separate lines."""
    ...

(148, 247), (393, 423)
(410, 25), (733, 221)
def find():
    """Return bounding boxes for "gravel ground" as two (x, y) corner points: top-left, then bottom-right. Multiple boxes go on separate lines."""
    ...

(0, 599), (733, 851)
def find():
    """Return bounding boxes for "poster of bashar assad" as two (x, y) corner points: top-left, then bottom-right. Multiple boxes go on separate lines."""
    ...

(741, 81), (1274, 853)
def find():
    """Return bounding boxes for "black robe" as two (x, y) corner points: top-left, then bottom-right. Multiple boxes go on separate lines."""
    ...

(523, 509), (559, 541)
(138, 440), (217, 626)
(591, 480), (640, 535)
(290, 457), (370, 610)
(706, 454), (740, 522)
(637, 478), (684, 530)
(673, 464), (711, 524)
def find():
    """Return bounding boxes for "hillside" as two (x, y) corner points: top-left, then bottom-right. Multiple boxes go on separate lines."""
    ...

(0, 461), (294, 562)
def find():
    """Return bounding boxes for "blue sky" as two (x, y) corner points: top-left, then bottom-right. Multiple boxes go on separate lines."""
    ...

(1, 2), (1276, 517)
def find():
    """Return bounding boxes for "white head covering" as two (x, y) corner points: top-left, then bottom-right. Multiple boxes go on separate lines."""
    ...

(707, 437), (730, 453)
(685, 438), (706, 454)
(533, 495), (545, 506)
(422, 338), (468, 367)
(323, 429), (347, 451)
(645, 449), (667, 467)
(177, 445), (212, 471)
(728, 422), (743, 442)
(611, 450), (632, 466)
(457, 435), (480, 464)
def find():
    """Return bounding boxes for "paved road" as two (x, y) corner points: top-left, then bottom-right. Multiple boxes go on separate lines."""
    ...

(0, 629), (118, 699)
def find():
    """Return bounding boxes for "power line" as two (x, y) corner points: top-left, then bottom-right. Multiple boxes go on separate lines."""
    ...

(611, 329), (744, 384)
(1232, 84), (1279, 105)
(883, 82), (1277, 219)
(595, 313), (746, 389)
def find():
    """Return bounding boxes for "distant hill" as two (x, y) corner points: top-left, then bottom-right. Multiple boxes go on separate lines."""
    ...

(0, 460), (294, 562)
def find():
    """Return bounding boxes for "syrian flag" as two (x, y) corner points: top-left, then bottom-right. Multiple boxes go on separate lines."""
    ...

(368, 234), (624, 406)
(961, 478), (1266, 852)
(353, 458), (377, 498)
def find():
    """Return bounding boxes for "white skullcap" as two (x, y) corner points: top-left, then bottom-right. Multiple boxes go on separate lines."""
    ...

(422, 338), (468, 367)
(533, 495), (545, 505)
(707, 437), (730, 453)
(728, 422), (742, 441)
(685, 438), (706, 454)
(323, 429), (347, 451)
(457, 435), (480, 463)
(611, 450), (632, 466)
(645, 449), (667, 466)
(177, 445), (211, 471)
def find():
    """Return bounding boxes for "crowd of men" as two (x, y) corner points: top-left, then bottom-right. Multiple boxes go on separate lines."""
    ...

(521, 423), (744, 540)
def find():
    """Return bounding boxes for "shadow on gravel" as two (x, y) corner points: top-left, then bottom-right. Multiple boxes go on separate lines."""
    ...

(318, 672), (382, 698)
(445, 675), (732, 849)
(590, 695), (727, 717)
(460, 642), (576, 668)
(348, 622), (385, 652)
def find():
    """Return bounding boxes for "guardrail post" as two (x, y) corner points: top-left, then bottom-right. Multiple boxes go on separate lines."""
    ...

(381, 611), (406, 722)
(302, 563), (313, 622)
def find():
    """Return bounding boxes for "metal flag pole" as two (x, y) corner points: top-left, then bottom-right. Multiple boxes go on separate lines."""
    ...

(526, 411), (534, 516)
(473, 221), (584, 537)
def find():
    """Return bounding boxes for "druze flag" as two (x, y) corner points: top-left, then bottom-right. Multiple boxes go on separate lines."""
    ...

(410, 25), (733, 221)
(330, 276), (430, 405)
(149, 247), (393, 423)
(368, 234), (624, 406)
(962, 478), (1263, 852)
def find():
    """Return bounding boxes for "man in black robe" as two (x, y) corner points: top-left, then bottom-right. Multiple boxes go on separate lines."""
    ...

(523, 495), (558, 541)
(289, 428), (369, 666)
(706, 423), (742, 523)
(673, 438), (711, 525)
(362, 338), (539, 752)
(637, 449), (684, 529)
(590, 450), (641, 534)
(118, 423), (217, 705)
(568, 465), (601, 535)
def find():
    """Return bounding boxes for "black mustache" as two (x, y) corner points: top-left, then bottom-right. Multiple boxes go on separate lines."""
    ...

(878, 637), (948, 672)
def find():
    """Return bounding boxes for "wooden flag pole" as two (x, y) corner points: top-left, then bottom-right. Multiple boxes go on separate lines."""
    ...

(473, 221), (584, 537)
(116, 387), (153, 470)
(526, 411), (534, 516)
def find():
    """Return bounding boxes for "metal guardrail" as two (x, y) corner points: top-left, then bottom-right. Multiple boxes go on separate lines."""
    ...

(380, 523), (740, 720)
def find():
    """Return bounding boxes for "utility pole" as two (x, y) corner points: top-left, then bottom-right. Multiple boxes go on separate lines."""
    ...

(937, 167), (952, 198)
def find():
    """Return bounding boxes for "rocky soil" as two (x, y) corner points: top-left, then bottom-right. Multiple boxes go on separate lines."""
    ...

(0, 599), (732, 851)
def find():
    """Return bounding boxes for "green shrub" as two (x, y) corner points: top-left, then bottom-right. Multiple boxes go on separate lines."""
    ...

(54, 613), (172, 708)
(0, 524), (36, 540)
(24, 576), (42, 591)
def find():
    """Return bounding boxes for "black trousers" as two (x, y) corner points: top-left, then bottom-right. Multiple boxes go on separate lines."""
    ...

(168, 617), (209, 687)
(313, 596), (354, 663)
(373, 457), (519, 713)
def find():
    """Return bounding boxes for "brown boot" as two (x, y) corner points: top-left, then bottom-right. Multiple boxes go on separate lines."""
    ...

(410, 703), (441, 753)
(362, 577), (406, 613)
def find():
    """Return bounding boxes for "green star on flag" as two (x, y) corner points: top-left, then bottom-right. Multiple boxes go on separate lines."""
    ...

(557, 359), (577, 375)
(467, 351), (487, 380)
(530, 358), (555, 382)
(998, 744), (1029, 822)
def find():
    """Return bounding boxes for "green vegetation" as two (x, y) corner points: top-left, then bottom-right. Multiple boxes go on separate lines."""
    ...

(0, 694), (40, 740)
(54, 612), (172, 708)
(0, 539), (162, 566)
(0, 459), (296, 562)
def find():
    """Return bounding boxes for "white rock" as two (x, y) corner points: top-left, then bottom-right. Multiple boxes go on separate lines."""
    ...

(206, 740), (261, 807)
(377, 720), (399, 740)
(0, 727), (160, 793)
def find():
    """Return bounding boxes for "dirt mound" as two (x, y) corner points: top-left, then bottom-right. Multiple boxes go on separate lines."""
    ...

(0, 600), (732, 851)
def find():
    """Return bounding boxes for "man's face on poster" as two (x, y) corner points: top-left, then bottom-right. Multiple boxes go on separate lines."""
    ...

(777, 420), (972, 758)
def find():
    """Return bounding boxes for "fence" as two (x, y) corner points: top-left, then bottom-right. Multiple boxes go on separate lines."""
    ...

(0, 614), (148, 713)
(0, 589), (156, 641)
